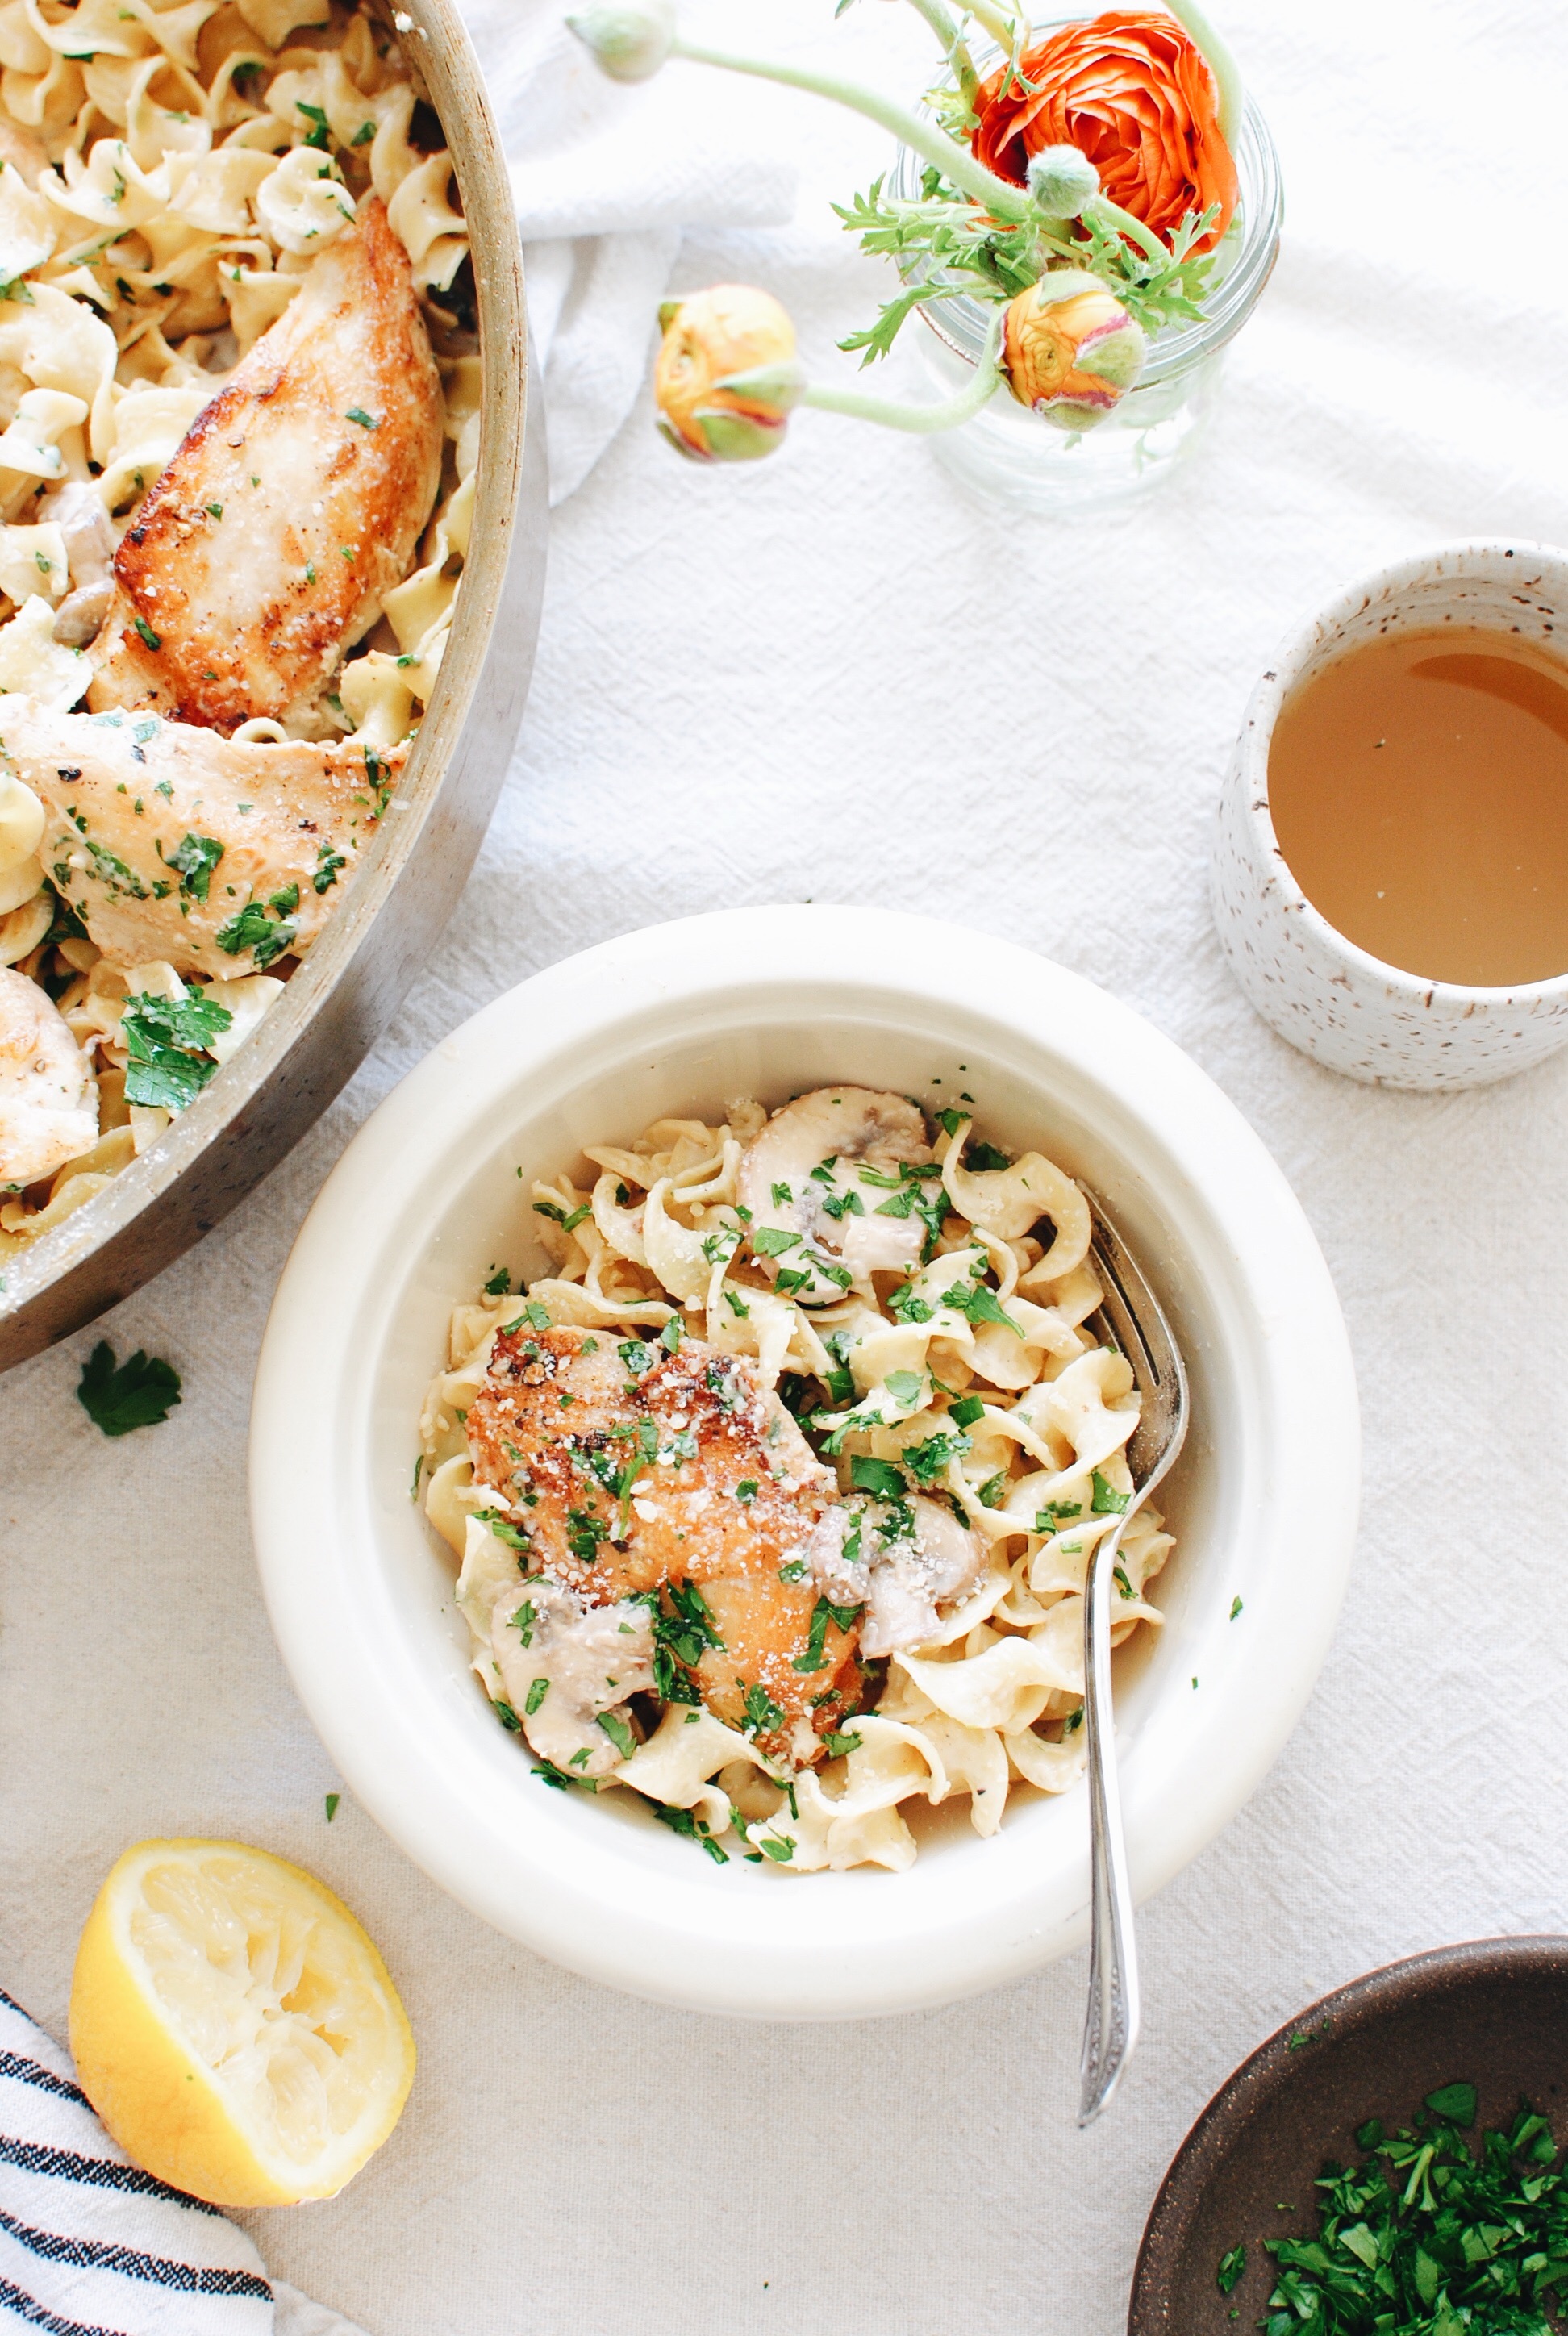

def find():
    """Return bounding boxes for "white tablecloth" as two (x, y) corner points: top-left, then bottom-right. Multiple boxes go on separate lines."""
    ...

(5, 2), (1568, 2329)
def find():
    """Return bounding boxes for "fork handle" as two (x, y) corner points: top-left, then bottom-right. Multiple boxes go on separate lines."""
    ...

(1078, 1515), (1142, 2125)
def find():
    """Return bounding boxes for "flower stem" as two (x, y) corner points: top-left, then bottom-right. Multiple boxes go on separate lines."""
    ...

(899, 0), (978, 108)
(1086, 193), (1168, 266)
(965, 0), (1028, 70)
(800, 311), (1003, 433)
(1159, 0), (1243, 144)
(668, 33), (1032, 221)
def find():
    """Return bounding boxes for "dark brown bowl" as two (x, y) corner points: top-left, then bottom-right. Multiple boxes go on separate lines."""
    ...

(1130, 1937), (1568, 2332)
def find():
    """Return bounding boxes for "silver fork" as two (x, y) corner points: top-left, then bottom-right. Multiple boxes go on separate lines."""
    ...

(1076, 1199), (1189, 2127)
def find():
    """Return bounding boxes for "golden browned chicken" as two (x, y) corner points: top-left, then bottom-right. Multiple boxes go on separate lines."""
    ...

(5, 700), (403, 977)
(465, 1325), (864, 1763)
(89, 198), (443, 733)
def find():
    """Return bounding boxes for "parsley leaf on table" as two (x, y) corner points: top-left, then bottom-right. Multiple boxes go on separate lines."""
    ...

(76, 1340), (181, 1436)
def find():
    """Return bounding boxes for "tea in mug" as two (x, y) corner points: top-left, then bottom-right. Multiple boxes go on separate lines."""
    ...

(1267, 627), (1568, 987)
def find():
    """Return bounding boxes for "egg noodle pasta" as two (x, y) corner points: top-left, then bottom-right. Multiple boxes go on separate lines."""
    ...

(0, 0), (474, 1246)
(420, 1087), (1174, 1874)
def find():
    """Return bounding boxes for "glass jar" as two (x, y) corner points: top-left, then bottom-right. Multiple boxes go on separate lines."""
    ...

(890, 70), (1282, 515)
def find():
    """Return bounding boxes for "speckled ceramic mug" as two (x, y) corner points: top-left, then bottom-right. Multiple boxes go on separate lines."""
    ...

(1211, 541), (1568, 1090)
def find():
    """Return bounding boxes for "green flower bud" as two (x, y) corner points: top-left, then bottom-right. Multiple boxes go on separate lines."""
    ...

(1026, 144), (1100, 220)
(565, 0), (675, 82)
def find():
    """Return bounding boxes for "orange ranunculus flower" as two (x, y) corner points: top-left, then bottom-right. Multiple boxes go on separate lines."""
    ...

(653, 285), (805, 463)
(972, 10), (1236, 252)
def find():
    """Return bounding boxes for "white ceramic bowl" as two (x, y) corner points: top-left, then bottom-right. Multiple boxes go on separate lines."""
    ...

(1212, 541), (1568, 1089)
(249, 907), (1359, 2020)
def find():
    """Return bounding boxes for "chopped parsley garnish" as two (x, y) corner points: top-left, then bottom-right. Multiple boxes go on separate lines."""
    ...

(352, 118), (376, 144)
(653, 1802), (728, 1863)
(791, 1593), (861, 1673)
(132, 614), (161, 650)
(618, 1339), (653, 1377)
(724, 1288), (749, 1318)
(740, 1682), (785, 1738)
(1230, 1595), (1244, 1621)
(160, 830), (223, 903)
(902, 1428), (970, 1485)
(484, 1266), (511, 1295)
(936, 1106), (967, 1137)
(493, 1698), (523, 1731)
(76, 1340), (181, 1436)
(769, 1181), (792, 1205)
(978, 1470), (1010, 1508)
(475, 1508), (531, 1554)
(757, 1834), (794, 1863)
(345, 406), (379, 428)
(659, 1316), (682, 1354)
(821, 1188), (864, 1220)
(324, 1792), (340, 1821)
(849, 1454), (906, 1500)
(736, 1479), (758, 1503)
(944, 1268), (1024, 1337)
(774, 1266), (813, 1296)
(887, 1282), (933, 1324)
(1091, 1469), (1131, 1516)
(121, 988), (233, 1109)
(883, 1369), (924, 1405)
(1113, 1565), (1134, 1599)
(1249, 2090), (1568, 2334)
(949, 1393), (986, 1428)
(565, 1508), (607, 1564)
(215, 892), (297, 968)
(532, 1758), (596, 1791)
(596, 1708), (635, 1758)
(966, 1141), (1011, 1172)
(296, 98), (330, 147)
(524, 1676), (549, 1715)
(822, 1729), (862, 1758)
(312, 840), (346, 893)
(509, 1600), (536, 1646)
(778, 1558), (807, 1584)
(753, 1225), (801, 1258)
(532, 1198), (591, 1233)
(1216, 2245), (1245, 2295)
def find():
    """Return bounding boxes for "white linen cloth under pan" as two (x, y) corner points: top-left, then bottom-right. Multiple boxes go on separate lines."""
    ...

(455, 0), (799, 506)
(0, 1992), (363, 2336)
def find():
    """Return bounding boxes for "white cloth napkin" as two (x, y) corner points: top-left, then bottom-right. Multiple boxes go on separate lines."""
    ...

(0, 1990), (365, 2336)
(454, 0), (799, 505)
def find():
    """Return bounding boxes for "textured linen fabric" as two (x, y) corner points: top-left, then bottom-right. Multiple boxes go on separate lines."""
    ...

(0, 1992), (366, 2336)
(4, 2), (1568, 2331)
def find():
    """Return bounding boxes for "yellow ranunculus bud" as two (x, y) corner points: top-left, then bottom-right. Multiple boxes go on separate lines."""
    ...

(653, 285), (807, 463)
(1000, 269), (1145, 432)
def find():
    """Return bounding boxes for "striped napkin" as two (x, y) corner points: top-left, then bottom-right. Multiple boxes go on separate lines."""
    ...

(1, 1990), (365, 2336)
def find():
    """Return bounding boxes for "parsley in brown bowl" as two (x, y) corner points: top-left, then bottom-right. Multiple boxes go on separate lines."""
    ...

(1130, 1938), (1568, 2334)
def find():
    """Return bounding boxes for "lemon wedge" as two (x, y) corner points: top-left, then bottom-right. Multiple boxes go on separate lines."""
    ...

(69, 1838), (415, 2207)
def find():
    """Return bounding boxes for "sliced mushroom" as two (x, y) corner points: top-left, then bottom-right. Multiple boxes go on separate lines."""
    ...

(809, 1491), (983, 1658)
(490, 1573), (655, 1779)
(736, 1086), (935, 1302)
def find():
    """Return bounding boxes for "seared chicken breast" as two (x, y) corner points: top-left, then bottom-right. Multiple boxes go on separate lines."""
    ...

(90, 198), (443, 732)
(465, 1325), (864, 1762)
(4, 699), (402, 977)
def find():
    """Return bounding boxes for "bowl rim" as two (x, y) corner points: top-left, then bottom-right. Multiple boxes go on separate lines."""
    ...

(248, 903), (1360, 2020)
(1128, 1933), (1568, 2334)
(1232, 538), (1568, 1007)
(0, 0), (545, 1371)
